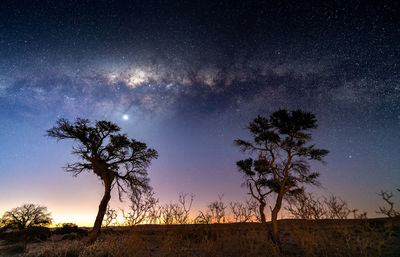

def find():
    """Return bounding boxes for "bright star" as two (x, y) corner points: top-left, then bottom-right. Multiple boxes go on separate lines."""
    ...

(122, 114), (129, 120)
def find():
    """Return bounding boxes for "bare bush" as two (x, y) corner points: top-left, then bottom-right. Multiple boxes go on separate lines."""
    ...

(286, 193), (355, 220)
(195, 195), (227, 224)
(245, 198), (263, 222)
(230, 198), (258, 222)
(208, 195), (227, 223)
(147, 205), (161, 224)
(193, 211), (212, 224)
(159, 205), (175, 225)
(123, 189), (158, 226)
(376, 190), (400, 218)
(103, 205), (118, 227)
(285, 192), (326, 220)
(324, 194), (351, 219)
(356, 211), (368, 219)
(159, 193), (194, 224)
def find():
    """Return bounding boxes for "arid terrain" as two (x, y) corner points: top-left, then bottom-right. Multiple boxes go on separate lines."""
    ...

(1, 218), (399, 257)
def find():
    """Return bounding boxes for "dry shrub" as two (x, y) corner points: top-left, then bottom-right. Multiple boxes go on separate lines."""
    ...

(285, 192), (352, 220)
(80, 232), (152, 257)
(122, 190), (158, 226)
(377, 190), (400, 218)
(155, 193), (193, 225)
(285, 192), (326, 220)
(323, 195), (350, 219)
(22, 240), (84, 257)
(156, 225), (280, 257)
(17, 220), (400, 257)
(285, 219), (396, 257)
(102, 206), (118, 228)
(195, 195), (227, 224)
(1, 242), (27, 256)
(230, 198), (260, 223)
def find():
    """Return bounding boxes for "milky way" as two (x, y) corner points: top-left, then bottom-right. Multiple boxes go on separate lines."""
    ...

(0, 1), (399, 223)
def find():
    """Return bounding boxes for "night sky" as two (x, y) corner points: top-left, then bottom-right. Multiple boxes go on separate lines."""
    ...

(1, 1), (399, 225)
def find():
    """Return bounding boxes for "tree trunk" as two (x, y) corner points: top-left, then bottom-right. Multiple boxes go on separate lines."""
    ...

(271, 191), (284, 244)
(87, 180), (112, 243)
(259, 201), (266, 224)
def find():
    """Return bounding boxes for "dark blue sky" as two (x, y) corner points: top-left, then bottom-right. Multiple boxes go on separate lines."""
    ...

(0, 1), (399, 224)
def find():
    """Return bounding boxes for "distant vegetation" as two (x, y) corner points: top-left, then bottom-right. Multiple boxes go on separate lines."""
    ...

(0, 204), (52, 231)
(1, 189), (399, 256)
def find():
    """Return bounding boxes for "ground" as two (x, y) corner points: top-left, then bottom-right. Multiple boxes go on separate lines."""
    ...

(1, 218), (399, 257)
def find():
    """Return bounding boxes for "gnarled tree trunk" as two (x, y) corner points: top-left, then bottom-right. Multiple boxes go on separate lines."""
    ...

(87, 178), (113, 243)
(259, 201), (266, 223)
(271, 191), (284, 244)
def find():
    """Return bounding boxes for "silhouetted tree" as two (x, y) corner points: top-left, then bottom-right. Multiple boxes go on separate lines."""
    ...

(102, 205), (118, 227)
(324, 194), (350, 219)
(1, 204), (52, 230)
(376, 190), (400, 218)
(230, 198), (258, 222)
(47, 118), (158, 243)
(122, 189), (158, 226)
(236, 158), (273, 223)
(285, 192), (326, 220)
(158, 193), (194, 224)
(235, 110), (328, 243)
(195, 195), (227, 224)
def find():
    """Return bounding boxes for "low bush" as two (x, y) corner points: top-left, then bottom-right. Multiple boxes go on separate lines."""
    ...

(1, 227), (51, 243)
(53, 223), (87, 237)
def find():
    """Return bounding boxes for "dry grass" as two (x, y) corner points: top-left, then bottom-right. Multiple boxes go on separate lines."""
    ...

(1, 218), (399, 257)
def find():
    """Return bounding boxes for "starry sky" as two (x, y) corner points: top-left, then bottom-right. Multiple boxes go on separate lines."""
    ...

(0, 1), (399, 225)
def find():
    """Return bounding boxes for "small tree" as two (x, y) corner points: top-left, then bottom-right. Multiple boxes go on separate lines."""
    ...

(208, 195), (227, 223)
(230, 198), (258, 223)
(285, 192), (326, 220)
(324, 194), (350, 219)
(376, 190), (400, 218)
(122, 189), (158, 226)
(235, 110), (328, 243)
(1, 204), (52, 230)
(158, 193), (194, 224)
(103, 205), (118, 227)
(47, 118), (158, 242)
(195, 195), (227, 224)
